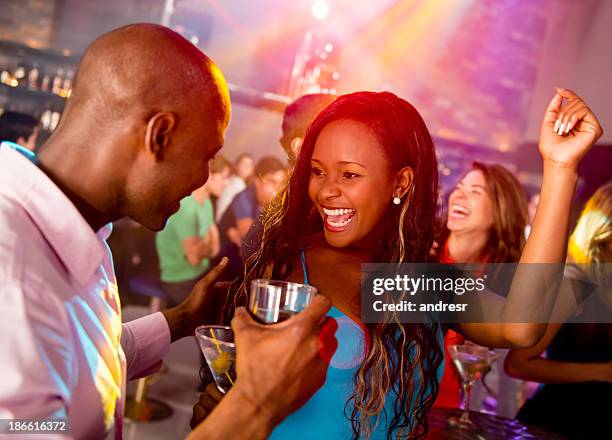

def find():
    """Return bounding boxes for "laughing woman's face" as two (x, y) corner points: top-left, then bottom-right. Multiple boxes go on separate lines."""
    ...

(308, 120), (396, 248)
(447, 169), (494, 235)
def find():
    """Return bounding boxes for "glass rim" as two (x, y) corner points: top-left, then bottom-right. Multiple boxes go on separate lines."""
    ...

(448, 344), (498, 357)
(250, 278), (318, 293)
(195, 325), (235, 347)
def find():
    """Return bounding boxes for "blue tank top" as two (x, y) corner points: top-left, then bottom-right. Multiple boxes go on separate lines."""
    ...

(269, 251), (444, 439)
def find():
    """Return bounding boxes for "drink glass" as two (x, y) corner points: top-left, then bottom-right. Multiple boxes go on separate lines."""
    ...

(448, 344), (500, 430)
(249, 279), (318, 324)
(195, 325), (236, 393)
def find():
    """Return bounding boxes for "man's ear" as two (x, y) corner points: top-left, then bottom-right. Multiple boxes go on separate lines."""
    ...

(144, 112), (177, 159)
(394, 166), (414, 198)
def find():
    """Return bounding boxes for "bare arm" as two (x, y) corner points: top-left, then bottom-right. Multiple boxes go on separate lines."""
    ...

(207, 224), (220, 258)
(457, 89), (603, 348)
(237, 218), (254, 240)
(183, 236), (204, 266)
(187, 385), (273, 440)
(505, 323), (612, 384)
(195, 224), (220, 260)
(183, 224), (221, 265)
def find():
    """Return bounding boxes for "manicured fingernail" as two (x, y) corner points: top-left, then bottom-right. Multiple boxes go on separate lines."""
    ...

(565, 122), (571, 134)
(554, 119), (560, 133)
(559, 122), (565, 135)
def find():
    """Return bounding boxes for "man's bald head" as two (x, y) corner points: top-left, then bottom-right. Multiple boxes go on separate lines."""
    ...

(67, 23), (229, 127)
(41, 24), (231, 231)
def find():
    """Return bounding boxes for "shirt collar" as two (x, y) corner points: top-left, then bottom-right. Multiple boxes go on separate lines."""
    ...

(0, 145), (106, 286)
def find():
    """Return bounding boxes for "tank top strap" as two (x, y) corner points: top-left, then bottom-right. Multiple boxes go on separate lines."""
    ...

(300, 249), (310, 286)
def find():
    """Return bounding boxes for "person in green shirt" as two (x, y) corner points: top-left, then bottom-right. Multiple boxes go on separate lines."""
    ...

(156, 156), (230, 306)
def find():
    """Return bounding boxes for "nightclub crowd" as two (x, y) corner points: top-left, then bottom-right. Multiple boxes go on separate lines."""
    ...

(0, 18), (610, 440)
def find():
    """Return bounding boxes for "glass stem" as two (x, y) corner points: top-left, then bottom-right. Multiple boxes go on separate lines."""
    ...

(460, 380), (473, 425)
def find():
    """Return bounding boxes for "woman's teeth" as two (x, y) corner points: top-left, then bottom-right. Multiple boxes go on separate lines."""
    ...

(328, 216), (354, 228)
(450, 204), (470, 217)
(322, 207), (356, 229)
(323, 208), (355, 216)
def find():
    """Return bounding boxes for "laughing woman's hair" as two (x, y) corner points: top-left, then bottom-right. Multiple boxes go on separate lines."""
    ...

(569, 180), (612, 264)
(233, 91), (443, 439)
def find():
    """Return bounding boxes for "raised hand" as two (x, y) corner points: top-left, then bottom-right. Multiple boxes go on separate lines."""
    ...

(538, 88), (603, 170)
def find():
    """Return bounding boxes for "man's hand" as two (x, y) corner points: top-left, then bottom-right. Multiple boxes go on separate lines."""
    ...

(231, 296), (338, 424)
(162, 258), (228, 342)
(189, 296), (338, 437)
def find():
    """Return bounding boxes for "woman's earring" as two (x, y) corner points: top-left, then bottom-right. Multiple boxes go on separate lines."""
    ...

(393, 196), (401, 205)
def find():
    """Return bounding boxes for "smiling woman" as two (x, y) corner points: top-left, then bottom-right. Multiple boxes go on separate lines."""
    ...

(234, 92), (444, 439)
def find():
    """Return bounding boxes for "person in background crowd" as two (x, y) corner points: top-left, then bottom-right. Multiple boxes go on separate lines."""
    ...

(216, 156), (286, 280)
(280, 93), (337, 165)
(0, 110), (40, 151)
(156, 156), (231, 306)
(432, 162), (529, 416)
(505, 181), (612, 439)
(0, 24), (337, 440)
(191, 88), (603, 439)
(216, 153), (255, 221)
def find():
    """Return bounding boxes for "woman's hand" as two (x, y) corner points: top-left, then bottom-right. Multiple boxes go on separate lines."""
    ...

(191, 383), (224, 429)
(538, 88), (603, 171)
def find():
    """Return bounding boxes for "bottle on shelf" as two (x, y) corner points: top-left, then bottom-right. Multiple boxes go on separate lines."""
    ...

(51, 67), (64, 95)
(50, 111), (61, 131)
(41, 109), (52, 130)
(40, 71), (51, 92)
(27, 63), (40, 90)
(14, 64), (26, 87)
(60, 69), (73, 98)
(0, 70), (10, 86)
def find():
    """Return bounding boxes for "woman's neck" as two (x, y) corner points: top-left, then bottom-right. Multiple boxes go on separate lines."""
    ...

(306, 233), (374, 261)
(447, 231), (488, 263)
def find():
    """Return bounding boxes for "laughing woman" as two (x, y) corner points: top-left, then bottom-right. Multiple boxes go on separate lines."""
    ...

(433, 163), (529, 411)
(193, 89), (602, 439)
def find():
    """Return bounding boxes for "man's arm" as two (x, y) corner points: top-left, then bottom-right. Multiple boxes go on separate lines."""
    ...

(121, 312), (171, 379)
(187, 385), (274, 440)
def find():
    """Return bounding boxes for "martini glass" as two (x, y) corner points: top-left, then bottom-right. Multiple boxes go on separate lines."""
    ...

(448, 344), (500, 430)
(249, 279), (318, 324)
(195, 325), (236, 393)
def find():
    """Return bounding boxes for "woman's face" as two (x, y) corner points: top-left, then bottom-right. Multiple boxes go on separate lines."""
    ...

(447, 169), (494, 235)
(206, 166), (231, 197)
(308, 120), (396, 248)
(236, 156), (254, 181)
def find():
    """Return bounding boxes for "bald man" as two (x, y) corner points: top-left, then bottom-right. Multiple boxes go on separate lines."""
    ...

(0, 24), (335, 440)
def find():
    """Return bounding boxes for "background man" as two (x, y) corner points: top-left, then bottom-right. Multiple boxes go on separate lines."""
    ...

(0, 110), (40, 151)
